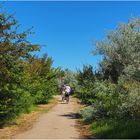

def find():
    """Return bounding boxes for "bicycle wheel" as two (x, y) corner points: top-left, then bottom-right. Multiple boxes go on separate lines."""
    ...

(66, 95), (69, 103)
(62, 95), (65, 102)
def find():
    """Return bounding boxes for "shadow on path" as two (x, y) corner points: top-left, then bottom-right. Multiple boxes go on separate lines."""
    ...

(58, 112), (94, 139)
(58, 112), (81, 119)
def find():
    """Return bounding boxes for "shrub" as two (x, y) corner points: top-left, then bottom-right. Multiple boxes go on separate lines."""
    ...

(80, 106), (96, 123)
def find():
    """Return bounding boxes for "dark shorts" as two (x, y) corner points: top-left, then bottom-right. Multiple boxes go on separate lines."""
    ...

(65, 93), (69, 97)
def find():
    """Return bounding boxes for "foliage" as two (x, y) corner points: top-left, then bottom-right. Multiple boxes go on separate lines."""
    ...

(75, 18), (140, 138)
(76, 65), (96, 104)
(76, 17), (140, 118)
(79, 106), (96, 123)
(94, 18), (140, 83)
(25, 54), (60, 104)
(63, 69), (78, 89)
(117, 77), (140, 120)
(90, 119), (140, 138)
(0, 9), (59, 126)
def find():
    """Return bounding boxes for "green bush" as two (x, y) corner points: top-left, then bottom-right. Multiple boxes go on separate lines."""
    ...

(80, 106), (96, 123)
(0, 83), (33, 126)
(117, 77), (140, 120)
(76, 65), (96, 104)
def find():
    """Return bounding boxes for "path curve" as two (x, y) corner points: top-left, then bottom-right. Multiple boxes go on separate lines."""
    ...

(13, 96), (80, 139)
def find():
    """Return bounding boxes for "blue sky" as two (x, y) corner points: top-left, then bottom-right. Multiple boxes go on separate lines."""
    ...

(2, 1), (140, 71)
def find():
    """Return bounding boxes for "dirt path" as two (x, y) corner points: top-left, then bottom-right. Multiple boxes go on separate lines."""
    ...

(13, 96), (81, 139)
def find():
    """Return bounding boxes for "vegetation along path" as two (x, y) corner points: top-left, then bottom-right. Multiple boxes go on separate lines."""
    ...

(13, 95), (81, 139)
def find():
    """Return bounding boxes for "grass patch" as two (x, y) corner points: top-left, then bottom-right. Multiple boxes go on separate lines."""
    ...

(90, 119), (140, 139)
(0, 96), (58, 139)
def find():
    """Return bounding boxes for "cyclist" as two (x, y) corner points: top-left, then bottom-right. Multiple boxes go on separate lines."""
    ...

(64, 84), (71, 103)
(61, 84), (71, 103)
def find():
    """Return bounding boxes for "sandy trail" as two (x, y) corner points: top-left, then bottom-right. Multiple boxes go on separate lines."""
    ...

(13, 96), (80, 139)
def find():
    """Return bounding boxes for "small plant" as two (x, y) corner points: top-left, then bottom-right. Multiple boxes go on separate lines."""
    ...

(80, 106), (96, 123)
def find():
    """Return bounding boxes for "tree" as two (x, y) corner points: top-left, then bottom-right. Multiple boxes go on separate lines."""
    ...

(0, 10), (39, 126)
(93, 18), (140, 82)
(76, 65), (96, 104)
(26, 54), (61, 104)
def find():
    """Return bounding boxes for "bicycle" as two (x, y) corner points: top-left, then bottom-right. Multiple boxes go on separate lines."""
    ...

(62, 92), (69, 103)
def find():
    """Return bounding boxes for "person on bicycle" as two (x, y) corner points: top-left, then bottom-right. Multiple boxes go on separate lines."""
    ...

(64, 84), (71, 103)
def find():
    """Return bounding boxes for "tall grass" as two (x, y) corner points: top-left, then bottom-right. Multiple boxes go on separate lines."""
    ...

(90, 119), (140, 139)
